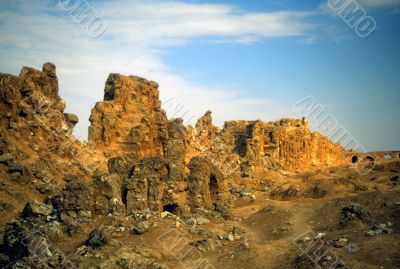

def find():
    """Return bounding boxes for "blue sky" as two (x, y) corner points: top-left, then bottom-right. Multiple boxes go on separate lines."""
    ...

(0, 0), (399, 151)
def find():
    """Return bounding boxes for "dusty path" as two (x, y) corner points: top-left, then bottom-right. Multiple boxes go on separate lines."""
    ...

(230, 196), (318, 268)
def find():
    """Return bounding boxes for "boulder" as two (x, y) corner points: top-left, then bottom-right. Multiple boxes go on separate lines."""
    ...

(85, 227), (109, 248)
(3, 220), (52, 263)
(131, 221), (149, 235)
(340, 203), (370, 225)
(22, 201), (53, 218)
(98, 246), (167, 269)
(190, 239), (218, 252)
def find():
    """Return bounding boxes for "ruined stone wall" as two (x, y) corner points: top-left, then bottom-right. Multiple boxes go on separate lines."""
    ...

(0, 63), (78, 153)
(88, 76), (229, 215)
(347, 151), (400, 164)
(187, 156), (229, 210)
(187, 113), (347, 176)
(88, 74), (168, 160)
(0, 63), (356, 219)
(240, 118), (346, 173)
(126, 157), (167, 214)
(163, 118), (189, 213)
(86, 72), (348, 201)
(122, 117), (219, 215)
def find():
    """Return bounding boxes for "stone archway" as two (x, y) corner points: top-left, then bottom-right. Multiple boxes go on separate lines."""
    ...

(351, 156), (358, 164)
(187, 156), (229, 210)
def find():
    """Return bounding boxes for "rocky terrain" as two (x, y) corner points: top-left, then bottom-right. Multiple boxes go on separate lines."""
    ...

(0, 63), (399, 269)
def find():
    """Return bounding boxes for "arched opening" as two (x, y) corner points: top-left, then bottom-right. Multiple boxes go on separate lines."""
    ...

(351, 156), (358, 163)
(128, 165), (135, 178)
(365, 156), (375, 162)
(384, 154), (393, 160)
(209, 174), (219, 202)
(121, 185), (128, 207)
(163, 203), (179, 214)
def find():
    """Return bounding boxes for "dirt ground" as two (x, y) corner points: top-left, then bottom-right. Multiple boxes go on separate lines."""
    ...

(1, 159), (399, 269)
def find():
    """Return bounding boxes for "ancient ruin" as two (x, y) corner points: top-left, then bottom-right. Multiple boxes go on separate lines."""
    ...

(0, 63), (399, 269)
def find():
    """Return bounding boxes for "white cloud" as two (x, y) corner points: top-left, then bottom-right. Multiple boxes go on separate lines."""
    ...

(0, 0), (313, 139)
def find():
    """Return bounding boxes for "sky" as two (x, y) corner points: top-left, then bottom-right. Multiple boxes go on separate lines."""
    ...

(0, 0), (399, 151)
